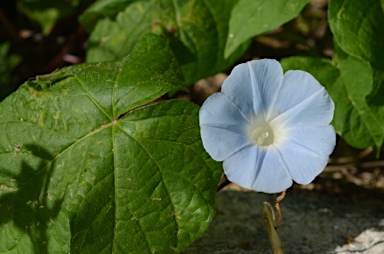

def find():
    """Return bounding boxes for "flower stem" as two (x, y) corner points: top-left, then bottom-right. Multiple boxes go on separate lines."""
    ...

(262, 202), (284, 254)
(262, 190), (287, 254)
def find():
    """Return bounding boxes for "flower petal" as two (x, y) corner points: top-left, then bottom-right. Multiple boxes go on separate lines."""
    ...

(270, 70), (334, 127)
(200, 93), (251, 161)
(277, 126), (335, 184)
(221, 59), (284, 119)
(224, 146), (293, 193)
(281, 125), (336, 158)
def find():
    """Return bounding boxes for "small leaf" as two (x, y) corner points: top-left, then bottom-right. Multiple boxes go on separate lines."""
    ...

(0, 42), (22, 100)
(224, 0), (309, 58)
(86, 1), (153, 65)
(0, 33), (221, 253)
(18, 0), (87, 35)
(79, 0), (136, 32)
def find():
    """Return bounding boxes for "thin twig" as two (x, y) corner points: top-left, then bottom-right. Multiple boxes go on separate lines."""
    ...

(325, 160), (384, 172)
(274, 190), (286, 228)
(328, 147), (373, 164)
(216, 177), (231, 192)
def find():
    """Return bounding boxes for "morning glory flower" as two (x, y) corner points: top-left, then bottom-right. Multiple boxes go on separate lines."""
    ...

(199, 59), (335, 193)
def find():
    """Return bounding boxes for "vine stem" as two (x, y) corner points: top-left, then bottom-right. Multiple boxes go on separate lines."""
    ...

(275, 190), (286, 228)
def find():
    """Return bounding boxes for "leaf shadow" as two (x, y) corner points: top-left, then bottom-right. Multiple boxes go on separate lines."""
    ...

(0, 144), (64, 253)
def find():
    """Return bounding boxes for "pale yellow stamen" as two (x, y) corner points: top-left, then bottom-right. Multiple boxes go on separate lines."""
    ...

(250, 124), (275, 146)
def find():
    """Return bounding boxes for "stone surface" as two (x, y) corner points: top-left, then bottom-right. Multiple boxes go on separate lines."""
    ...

(334, 229), (384, 253)
(183, 182), (384, 254)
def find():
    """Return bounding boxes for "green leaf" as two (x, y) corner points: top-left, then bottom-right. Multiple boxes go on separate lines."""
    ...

(281, 53), (384, 150)
(334, 47), (384, 150)
(329, 0), (384, 106)
(85, 0), (250, 84)
(79, 0), (137, 32)
(86, 1), (153, 65)
(0, 33), (221, 253)
(17, 0), (88, 35)
(224, 0), (309, 58)
(329, 0), (384, 65)
(0, 42), (22, 100)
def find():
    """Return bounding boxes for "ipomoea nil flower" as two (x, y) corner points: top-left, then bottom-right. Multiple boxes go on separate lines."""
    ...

(199, 59), (335, 193)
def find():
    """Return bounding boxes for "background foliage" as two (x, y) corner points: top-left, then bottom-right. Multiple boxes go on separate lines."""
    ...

(0, 0), (383, 253)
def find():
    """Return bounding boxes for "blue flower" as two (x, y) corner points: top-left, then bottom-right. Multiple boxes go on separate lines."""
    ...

(199, 59), (335, 193)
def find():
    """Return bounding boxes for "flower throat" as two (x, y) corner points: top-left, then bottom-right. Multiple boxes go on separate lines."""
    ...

(250, 123), (274, 146)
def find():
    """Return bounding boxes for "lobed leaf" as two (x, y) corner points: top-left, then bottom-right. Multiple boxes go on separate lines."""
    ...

(0, 33), (221, 253)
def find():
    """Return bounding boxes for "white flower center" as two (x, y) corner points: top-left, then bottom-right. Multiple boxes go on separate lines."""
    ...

(250, 123), (274, 146)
